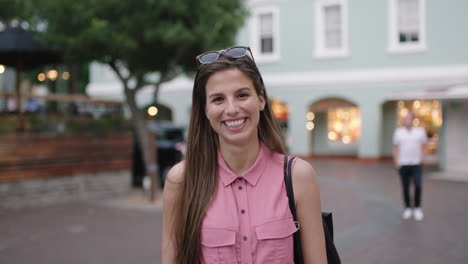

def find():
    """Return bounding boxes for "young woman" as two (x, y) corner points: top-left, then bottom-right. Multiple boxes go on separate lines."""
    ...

(162, 46), (326, 264)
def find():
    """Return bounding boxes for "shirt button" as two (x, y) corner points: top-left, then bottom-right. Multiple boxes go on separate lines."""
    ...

(238, 186), (243, 190)
(243, 236), (248, 241)
(241, 209), (245, 214)
(238, 177), (244, 181)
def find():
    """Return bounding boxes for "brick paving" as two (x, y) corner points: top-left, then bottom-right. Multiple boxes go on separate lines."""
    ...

(1, 159), (467, 264)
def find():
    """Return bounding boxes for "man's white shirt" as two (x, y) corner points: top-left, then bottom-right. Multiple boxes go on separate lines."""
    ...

(393, 126), (428, 166)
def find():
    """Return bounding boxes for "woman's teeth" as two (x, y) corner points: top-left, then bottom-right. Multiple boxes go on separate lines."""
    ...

(224, 119), (245, 128)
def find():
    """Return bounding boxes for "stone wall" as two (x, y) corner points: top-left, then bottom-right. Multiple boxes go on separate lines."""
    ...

(0, 170), (131, 209)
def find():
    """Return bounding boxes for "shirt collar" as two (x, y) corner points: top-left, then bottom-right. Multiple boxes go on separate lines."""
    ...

(218, 143), (268, 187)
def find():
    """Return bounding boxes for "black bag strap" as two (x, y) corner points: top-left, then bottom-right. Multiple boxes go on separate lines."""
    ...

(283, 155), (341, 264)
(283, 155), (304, 264)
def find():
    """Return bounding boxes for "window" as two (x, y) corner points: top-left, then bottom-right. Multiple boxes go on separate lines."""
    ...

(259, 14), (273, 54)
(250, 6), (280, 63)
(324, 5), (342, 49)
(314, 0), (349, 59)
(388, 0), (426, 53)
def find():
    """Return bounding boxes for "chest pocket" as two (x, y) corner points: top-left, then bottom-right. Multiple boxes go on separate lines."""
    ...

(255, 217), (297, 264)
(201, 227), (237, 264)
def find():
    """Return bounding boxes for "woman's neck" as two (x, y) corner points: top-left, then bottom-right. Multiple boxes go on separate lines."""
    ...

(219, 140), (261, 175)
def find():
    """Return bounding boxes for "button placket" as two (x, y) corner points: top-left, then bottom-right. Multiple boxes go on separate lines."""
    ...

(234, 177), (253, 263)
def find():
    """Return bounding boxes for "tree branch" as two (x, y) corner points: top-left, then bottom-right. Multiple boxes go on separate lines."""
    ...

(109, 59), (129, 84)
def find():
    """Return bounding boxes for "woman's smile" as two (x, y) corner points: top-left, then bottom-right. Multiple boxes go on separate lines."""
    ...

(223, 117), (247, 130)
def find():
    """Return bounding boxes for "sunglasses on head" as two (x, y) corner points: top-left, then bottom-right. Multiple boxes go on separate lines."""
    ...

(196, 46), (255, 65)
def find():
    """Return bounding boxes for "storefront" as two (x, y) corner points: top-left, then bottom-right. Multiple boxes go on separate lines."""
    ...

(308, 98), (361, 157)
(270, 98), (290, 146)
(395, 99), (443, 159)
(388, 85), (468, 178)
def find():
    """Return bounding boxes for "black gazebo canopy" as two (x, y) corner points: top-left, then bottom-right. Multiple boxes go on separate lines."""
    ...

(0, 26), (61, 70)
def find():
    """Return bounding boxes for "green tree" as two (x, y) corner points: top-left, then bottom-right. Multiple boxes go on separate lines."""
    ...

(36, 0), (246, 194)
(0, 0), (34, 27)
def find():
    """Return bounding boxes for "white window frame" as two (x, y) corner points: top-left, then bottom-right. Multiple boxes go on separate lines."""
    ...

(314, 0), (349, 59)
(388, 0), (427, 54)
(250, 6), (281, 63)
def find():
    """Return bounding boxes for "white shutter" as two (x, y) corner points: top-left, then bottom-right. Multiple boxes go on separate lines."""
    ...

(398, 0), (419, 34)
(324, 5), (342, 49)
(260, 14), (273, 37)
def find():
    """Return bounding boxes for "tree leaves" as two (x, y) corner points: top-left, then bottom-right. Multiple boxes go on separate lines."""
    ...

(35, 0), (246, 77)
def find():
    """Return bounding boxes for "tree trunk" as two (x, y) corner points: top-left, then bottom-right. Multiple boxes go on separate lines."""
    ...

(124, 86), (160, 199)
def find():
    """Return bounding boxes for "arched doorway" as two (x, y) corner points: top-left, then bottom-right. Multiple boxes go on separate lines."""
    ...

(308, 98), (361, 156)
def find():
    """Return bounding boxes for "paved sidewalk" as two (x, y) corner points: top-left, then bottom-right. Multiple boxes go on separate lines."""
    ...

(1, 159), (467, 264)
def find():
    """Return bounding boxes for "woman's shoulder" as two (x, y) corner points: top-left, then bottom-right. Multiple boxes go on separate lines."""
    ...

(291, 157), (318, 187)
(163, 161), (185, 204)
(166, 161), (186, 185)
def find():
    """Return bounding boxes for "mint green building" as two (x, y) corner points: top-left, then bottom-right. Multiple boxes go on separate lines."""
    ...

(86, 0), (468, 178)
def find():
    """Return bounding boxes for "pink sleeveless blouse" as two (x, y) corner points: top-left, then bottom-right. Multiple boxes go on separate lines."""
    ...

(200, 143), (298, 264)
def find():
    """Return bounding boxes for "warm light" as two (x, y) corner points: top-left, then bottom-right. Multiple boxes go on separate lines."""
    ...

(306, 121), (315, 131)
(342, 135), (351, 144)
(271, 99), (288, 120)
(413, 118), (420, 126)
(306, 112), (315, 121)
(272, 104), (282, 116)
(38, 73), (46, 82)
(47, 69), (58, 80)
(62, 72), (70, 80)
(433, 100), (440, 107)
(328, 131), (337, 141)
(342, 111), (350, 120)
(328, 106), (361, 143)
(0, 64), (5, 74)
(400, 108), (408, 116)
(147, 106), (158, 116)
(413, 100), (421, 109)
(397, 101), (405, 108)
(350, 118), (361, 129)
(333, 122), (343, 132)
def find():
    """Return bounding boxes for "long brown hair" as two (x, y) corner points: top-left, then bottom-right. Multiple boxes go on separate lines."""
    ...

(173, 54), (286, 264)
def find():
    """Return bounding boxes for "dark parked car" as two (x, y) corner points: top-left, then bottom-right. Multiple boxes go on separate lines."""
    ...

(132, 122), (185, 188)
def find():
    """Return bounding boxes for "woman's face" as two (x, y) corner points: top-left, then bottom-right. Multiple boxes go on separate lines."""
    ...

(205, 68), (265, 147)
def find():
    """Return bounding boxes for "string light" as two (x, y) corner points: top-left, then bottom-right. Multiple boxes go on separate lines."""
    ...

(147, 106), (158, 116)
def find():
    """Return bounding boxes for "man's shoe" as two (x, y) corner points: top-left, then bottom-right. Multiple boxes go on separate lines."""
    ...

(413, 208), (424, 221)
(402, 208), (412, 220)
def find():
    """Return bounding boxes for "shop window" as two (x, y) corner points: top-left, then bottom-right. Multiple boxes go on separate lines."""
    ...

(327, 107), (361, 144)
(396, 100), (442, 154)
(271, 98), (289, 121)
(270, 98), (289, 145)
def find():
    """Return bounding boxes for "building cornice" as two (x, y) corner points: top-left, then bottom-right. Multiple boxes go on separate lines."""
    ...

(261, 64), (468, 89)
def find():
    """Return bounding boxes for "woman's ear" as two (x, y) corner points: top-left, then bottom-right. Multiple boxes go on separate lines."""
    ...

(259, 93), (266, 111)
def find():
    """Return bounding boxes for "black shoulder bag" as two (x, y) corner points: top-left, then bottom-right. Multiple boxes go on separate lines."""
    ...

(283, 156), (341, 264)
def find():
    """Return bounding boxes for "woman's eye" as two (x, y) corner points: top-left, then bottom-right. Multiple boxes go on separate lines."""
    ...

(212, 97), (223, 103)
(239, 93), (249, 98)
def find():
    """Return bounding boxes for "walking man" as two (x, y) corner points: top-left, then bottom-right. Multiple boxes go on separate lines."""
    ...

(393, 112), (427, 221)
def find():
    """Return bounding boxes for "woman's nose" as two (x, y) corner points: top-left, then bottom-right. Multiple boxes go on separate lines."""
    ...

(225, 99), (239, 115)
